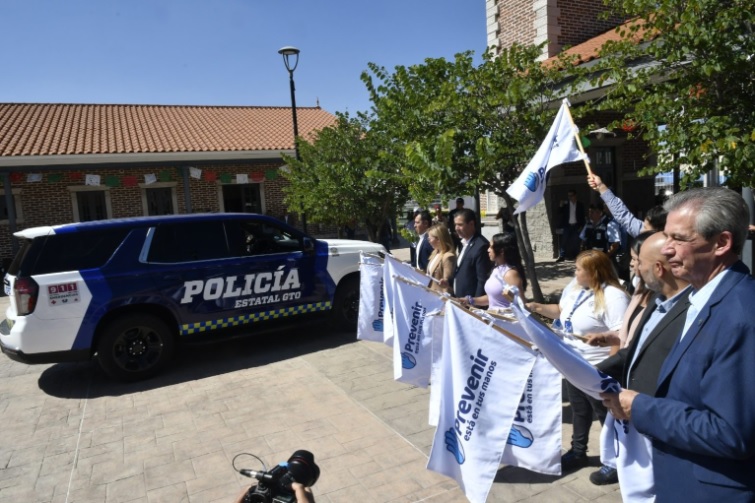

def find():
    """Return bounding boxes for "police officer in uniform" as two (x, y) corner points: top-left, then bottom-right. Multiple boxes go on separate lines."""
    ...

(580, 204), (621, 259)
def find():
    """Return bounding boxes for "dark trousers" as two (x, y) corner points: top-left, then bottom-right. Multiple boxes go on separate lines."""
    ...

(560, 224), (581, 259)
(565, 380), (607, 455)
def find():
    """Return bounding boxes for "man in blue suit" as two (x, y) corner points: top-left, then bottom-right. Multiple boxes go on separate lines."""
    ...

(452, 208), (492, 300)
(410, 210), (433, 272)
(602, 187), (755, 501)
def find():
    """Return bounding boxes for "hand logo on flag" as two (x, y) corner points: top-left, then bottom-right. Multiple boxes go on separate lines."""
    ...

(401, 352), (417, 369)
(599, 371), (621, 393)
(524, 172), (540, 192)
(444, 428), (465, 464)
(507, 425), (534, 448)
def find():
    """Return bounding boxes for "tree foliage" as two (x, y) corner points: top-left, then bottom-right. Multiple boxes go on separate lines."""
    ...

(361, 44), (587, 300)
(362, 45), (587, 205)
(596, 0), (754, 187)
(280, 113), (408, 242)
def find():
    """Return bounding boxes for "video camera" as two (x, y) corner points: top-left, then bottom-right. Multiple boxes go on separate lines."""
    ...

(239, 450), (320, 503)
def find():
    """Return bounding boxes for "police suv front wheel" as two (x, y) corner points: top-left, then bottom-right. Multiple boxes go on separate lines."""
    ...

(97, 314), (175, 381)
(331, 275), (360, 330)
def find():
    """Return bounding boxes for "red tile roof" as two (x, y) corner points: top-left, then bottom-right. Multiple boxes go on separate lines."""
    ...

(0, 103), (337, 158)
(545, 18), (650, 67)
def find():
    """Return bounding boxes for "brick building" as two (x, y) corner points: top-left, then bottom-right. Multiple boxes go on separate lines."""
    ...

(485, 0), (655, 258)
(0, 103), (337, 264)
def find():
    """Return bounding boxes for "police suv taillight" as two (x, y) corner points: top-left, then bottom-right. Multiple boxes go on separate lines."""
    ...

(14, 277), (39, 315)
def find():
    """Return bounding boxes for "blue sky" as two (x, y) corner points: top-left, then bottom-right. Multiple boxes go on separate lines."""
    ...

(1, 0), (487, 115)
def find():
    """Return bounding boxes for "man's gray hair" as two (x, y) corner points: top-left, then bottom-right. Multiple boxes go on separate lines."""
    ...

(664, 187), (749, 254)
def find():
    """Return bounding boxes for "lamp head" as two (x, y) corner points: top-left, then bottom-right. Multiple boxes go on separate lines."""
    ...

(278, 46), (300, 72)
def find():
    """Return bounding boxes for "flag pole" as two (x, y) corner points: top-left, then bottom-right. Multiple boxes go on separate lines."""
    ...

(393, 276), (532, 349)
(394, 275), (446, 296)
(363, 252), (385, 262)
(562, 99), (594, 176)
(448, 300), (533, 350)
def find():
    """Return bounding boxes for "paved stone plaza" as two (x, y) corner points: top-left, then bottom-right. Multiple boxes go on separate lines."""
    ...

(0, 253), (622, 502)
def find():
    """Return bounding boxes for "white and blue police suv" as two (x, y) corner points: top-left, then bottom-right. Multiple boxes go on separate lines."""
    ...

(0, 213), (385, 380)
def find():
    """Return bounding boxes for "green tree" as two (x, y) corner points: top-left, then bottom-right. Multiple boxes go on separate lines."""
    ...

(281, 113), (408, 242)
(362, 44), (587, 301)
(596, 0), (754, 187)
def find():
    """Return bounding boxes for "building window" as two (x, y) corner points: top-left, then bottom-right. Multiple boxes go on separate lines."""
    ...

(0, 189), (24, 224)
(68, 186), (112, 222)
(219, 183), (265, 214)
(589, 147), (616, 189)
(139, 182), (177, 216)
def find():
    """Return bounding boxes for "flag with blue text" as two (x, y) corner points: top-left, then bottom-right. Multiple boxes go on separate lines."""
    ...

(382, 254), (431, 346)
(392, 278), (445, 387)
(510, 296), (655, 500)
(500, 354), (562, 475)
(357, 252), (385, 342)
(427, 303), (537, 503)
(506, 101), (584, 214)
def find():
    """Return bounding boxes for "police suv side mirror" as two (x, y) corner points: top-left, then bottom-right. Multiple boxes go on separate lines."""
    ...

(303, 238), (315, 253)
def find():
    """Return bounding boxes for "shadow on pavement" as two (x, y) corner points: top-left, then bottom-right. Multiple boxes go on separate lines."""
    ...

(533, 259), (574, 283)
(38, 323), (357, 399)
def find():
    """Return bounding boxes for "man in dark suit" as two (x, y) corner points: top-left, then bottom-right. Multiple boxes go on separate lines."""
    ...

(557, 190), (585, 261)
(594, 231), (690, 486)
(452, 208), (492, 300)
(602, 187), (755, 502)
(409, 210), (433, 272)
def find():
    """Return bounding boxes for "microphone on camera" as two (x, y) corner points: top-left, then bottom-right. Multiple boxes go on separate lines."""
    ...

(239, 469), (275, 482)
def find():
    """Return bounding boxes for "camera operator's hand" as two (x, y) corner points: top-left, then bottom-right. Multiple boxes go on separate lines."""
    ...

(292, 482), (315, 503)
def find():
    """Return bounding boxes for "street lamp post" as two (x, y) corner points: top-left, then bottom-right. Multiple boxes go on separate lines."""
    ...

(278, 45), (307, 233)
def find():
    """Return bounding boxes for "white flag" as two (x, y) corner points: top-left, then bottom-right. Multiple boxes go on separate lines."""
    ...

(500, 354), (563, 475)
(427, 303), (537, 503)
(510, 296), (655, 499)
(392, 279), (445, 387)
(506, 101), (583, 214)
(428, 311), (445, 427)
(382, 254), (429, 346)
(510, 296), (621, 400)
(357, 252), (385, 342)
(85, 174), (101, 186)
(601, 415), (655, 502)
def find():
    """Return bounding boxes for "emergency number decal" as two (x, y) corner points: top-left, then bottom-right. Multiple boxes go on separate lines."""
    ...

(48, 283), (81, 306)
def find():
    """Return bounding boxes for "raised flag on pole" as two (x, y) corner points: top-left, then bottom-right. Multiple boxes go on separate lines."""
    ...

(357, 252), (385, 342)
(427, 303), (537, 503)
(392, 278), (445, 387)
(506, 100), (584, 214)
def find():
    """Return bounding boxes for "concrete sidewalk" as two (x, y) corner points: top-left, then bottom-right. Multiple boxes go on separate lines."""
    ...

(0, 253), (619, 503)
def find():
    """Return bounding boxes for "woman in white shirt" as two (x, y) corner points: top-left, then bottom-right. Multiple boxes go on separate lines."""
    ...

(527, 250), (629, 479)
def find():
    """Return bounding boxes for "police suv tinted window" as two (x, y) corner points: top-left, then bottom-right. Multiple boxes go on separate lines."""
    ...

(148, 221), (229, 263)
(225, 220), (303, 256)
(16, 229), (130, 276)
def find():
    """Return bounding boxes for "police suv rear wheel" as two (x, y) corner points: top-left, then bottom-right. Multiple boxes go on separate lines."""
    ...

(331, 275), (360, 330)
(97, 314), (175, 381)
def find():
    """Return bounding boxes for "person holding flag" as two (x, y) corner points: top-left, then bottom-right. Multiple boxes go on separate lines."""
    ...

(457, 232), (527, 309)
(527, 250), (629, 480)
